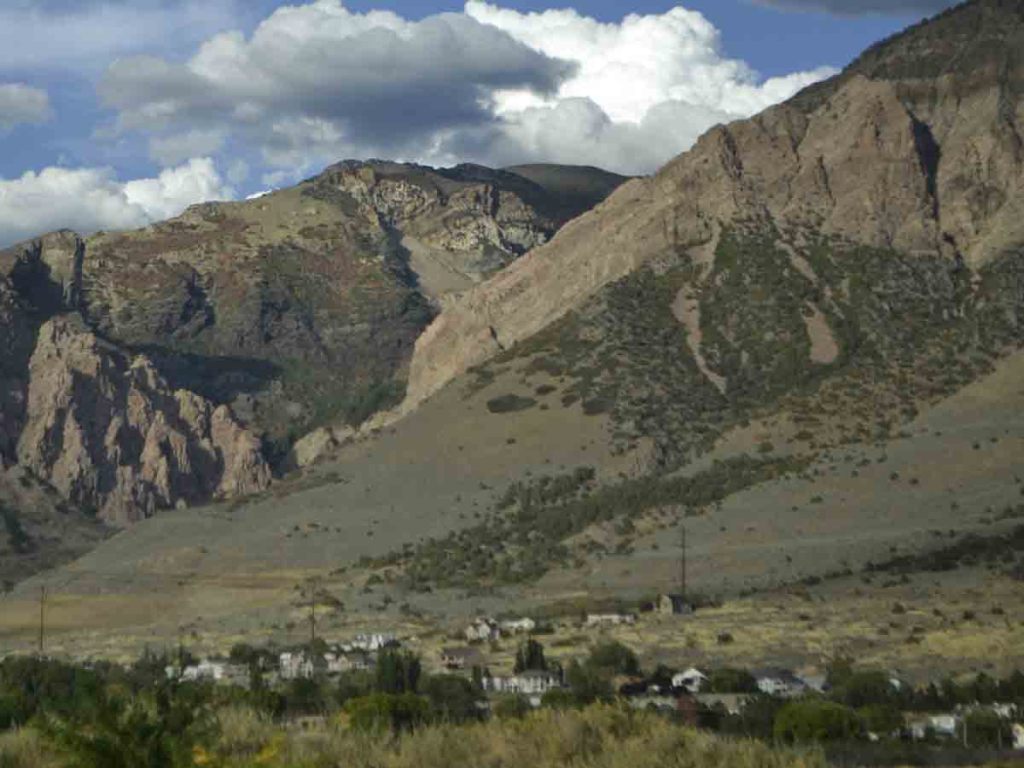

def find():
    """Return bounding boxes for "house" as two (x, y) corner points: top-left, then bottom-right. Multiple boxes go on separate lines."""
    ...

(279, 651), (326, 680)
(335, 650), (375, 673)
(342, 633), (396, 652)
(440, 647), (480, 671)
(484, 670), (563, 696)
(1012, 723), (1024, 750)
(909, 714), (959, 740)
(585, 613), (636, 628)
(752, 668), (807, 698)
(222, 663), (252, 688)
(182, 660), (227, 682)
(657, 594), (693, 616)
(672, 668), (708, 693)
(500, 617), (537, 634)
(800, 674), (828, 694)
(465, 618), (501, 643)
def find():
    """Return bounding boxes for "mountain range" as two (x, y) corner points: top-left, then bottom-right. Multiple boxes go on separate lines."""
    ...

(0, 0), (1022, 663)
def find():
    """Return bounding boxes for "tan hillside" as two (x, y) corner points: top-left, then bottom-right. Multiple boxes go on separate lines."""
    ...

(406, 0), (1024, 410)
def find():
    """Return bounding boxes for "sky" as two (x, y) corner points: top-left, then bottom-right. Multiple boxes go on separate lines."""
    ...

(0, 0), (959, 246)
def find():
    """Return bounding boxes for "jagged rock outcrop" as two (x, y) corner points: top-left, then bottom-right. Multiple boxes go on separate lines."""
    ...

(16, 315), (271, 525)
(403, 0), (1024, 411)
(0, 279), (35, 463)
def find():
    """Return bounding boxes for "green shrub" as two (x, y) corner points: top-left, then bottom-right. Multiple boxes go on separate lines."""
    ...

(486, 395), (537, 414)
(344, 693), (430, 733)
(774, 700), (861, 743)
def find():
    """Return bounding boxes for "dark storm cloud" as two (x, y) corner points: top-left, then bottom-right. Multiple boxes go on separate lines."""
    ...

(100, 5), (576, 164)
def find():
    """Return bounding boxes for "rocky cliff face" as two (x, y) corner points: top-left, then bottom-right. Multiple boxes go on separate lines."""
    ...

(404, 0), (1024, 411)
(16, 316), (271, 525)
(71, 161), (624, 449)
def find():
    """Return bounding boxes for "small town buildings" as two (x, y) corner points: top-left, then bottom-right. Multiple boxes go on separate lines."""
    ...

(672, 668), (708, 693)
(500, 617), (537, 634)
(752, 668), (807, 698)
(440, 647), (480, 671)
(585, 613), (636, 628)
(465, 618), (502, 643)
(657, 594), (693, 616)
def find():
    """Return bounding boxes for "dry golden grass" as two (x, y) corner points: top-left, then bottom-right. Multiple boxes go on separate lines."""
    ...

(202, 704), (824, 768)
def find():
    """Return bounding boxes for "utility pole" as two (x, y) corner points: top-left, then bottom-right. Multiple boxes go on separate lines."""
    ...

(308, 590), (317, 648)
(38, 585), (46, 655)
(680, 522), (687, 601)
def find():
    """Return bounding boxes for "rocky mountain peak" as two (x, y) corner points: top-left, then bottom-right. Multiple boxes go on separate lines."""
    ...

(402, 0), (1024, 413)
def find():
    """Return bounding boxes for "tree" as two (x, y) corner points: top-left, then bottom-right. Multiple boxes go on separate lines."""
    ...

(283, 677), (328, 716)
(492, 694), (531, 719)
(774, 700), (861, 743)
(565, 661), (613, 705)
(513, 640), (547, 674)
(719, 694), (785, 740)
(857, 704), (903, 737)
(963, 710), (1013, 748)
(708, 668), (758, 694)
(834, 670), (897, 708)
(375, 649), (421, 694)
(540, 689), (579, 710)
(586, 642), (640, 677)
(422, 675), (482, 723)
(39, 683), (210, 768)
(337, 670), (375, 705)
(344, 693), (430, 733)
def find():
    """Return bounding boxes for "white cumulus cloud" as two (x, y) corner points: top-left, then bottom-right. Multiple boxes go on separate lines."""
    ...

(0, 158), (235, 247)
(0, 83), (52, 131)
(462, 1), (835, 171)
(98, 1), (837, 177)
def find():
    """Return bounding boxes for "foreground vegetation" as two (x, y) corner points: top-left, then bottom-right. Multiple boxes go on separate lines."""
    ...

(0, 699), (825, 768)
(2, 639), (1023, 768)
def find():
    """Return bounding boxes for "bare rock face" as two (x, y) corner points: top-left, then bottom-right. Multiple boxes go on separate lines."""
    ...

(0, 230), (85, 313)
(16, 315), (271, 525)
(404, 1), (1024, 410)
(0, 279), (35, 464)
(285, 425), (356, 471)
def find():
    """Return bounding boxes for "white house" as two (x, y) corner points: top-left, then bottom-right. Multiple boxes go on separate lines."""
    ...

(279, 651), (319, 680)
(483, 670), (563, 696)
(909, 714), (960, 740)
(1012, 723), (1024, 750)
(500, 618), (537, 634)
(585, 613), (636, 628)
(752, 668), (807, 698)
(343, 633), (396, 652)
(672, 668), (709, 693)
(465, 618), (501, 643)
